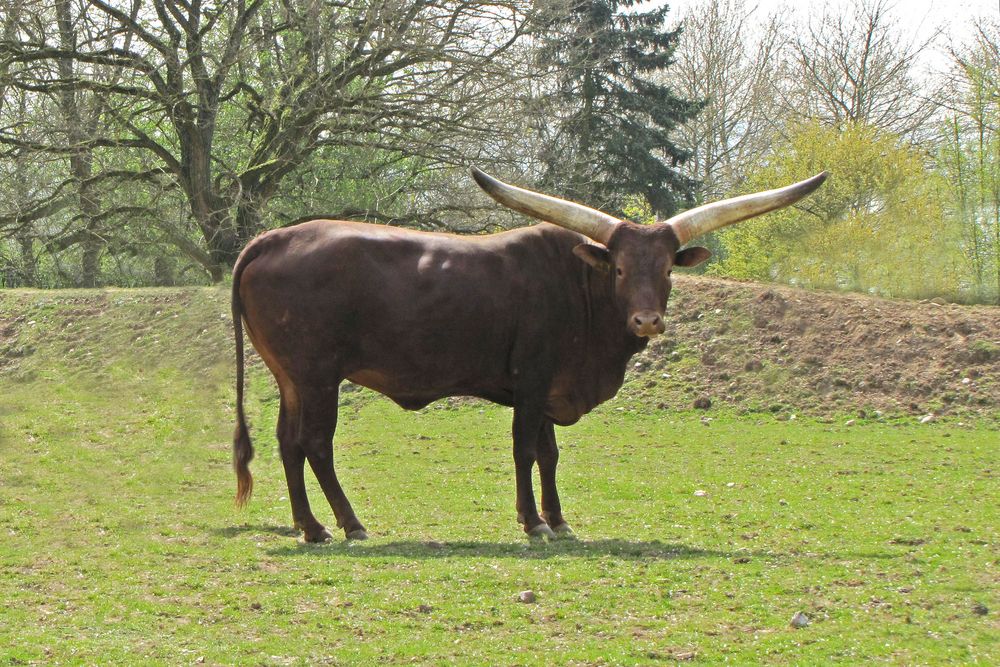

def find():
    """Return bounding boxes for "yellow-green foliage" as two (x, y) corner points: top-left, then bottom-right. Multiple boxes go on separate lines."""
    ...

(711, 121), (966, 299)
(620, 194), (656, 224)
(935, 44), (1000, 304)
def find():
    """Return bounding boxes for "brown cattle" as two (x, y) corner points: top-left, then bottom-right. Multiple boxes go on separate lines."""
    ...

(231, 168), (826, 541)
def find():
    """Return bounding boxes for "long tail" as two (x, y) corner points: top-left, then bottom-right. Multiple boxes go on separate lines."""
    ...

(231, 243), (259, 508)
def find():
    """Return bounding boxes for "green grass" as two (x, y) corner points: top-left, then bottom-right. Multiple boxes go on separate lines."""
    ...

(1, 288), (997, 664)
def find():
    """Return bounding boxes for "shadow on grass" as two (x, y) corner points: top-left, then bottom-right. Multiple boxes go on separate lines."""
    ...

(268, 539), (721, 560)
(214, 523), (300, 538)
(261, 536), (901, 562)
(217, 524), (903, 562)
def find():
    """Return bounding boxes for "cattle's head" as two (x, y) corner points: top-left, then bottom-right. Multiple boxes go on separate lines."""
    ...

(471, 167), (827, 338)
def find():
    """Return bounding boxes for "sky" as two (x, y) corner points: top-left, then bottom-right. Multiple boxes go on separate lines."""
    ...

(664, 0), (998, 36)
(663, 0), (1000, 73)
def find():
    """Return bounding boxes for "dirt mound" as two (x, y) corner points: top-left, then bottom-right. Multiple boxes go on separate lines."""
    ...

(1, 280), (997, 419)
(620, 276), (1000, 418)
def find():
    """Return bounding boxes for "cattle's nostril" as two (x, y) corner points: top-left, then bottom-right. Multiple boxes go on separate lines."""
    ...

(634, 315), (644, 325)
(651, 315), (661, 325)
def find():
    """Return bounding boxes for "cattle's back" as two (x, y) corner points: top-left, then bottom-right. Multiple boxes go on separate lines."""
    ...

(237, 220), (595, 410)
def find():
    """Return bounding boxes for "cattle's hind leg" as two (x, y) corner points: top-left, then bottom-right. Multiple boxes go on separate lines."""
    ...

(299, 386), (368, 540)
(277, 395), (333, 543)
(537, 420), (574, 538)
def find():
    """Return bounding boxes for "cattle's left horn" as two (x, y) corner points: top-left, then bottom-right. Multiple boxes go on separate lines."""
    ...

(471, 167), (620, 245)
(666, 172), (828, 246)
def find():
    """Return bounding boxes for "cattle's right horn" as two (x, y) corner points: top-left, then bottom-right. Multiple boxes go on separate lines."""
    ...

(471, 167), (620, 245)
(666, 172), (828, 246)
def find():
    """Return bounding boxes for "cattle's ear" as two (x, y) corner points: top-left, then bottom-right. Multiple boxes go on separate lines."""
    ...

(573, 243), (611, 272)
(675, 246), (712, 268)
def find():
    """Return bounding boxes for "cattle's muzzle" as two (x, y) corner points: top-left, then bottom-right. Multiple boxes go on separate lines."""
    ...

(631, 310), (665, 337)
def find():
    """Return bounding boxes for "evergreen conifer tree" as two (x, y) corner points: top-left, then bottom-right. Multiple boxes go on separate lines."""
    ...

(537, 0), (702, 219)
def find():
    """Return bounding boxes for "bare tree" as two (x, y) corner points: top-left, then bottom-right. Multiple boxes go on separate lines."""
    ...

(781, 0), (936, 140)
(53, 0), (105, 286)
(935, 18), (1000, 303)
(1, 0), (541, 282)
(0, 2), (68, 284)
(664, 0), (785, 201)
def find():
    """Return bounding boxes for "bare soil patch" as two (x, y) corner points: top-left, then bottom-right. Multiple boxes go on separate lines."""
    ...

(1, 280), (997, 418)
(627, 275), (1000, 418)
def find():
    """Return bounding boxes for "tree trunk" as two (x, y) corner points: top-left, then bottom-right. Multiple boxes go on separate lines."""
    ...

(153, 256), (175, 286)
(80, 238), (101, 287)
(235, 199), (265, 249)
(17, 233), (36, 287)
(196, 207), (240, 280)
(180, 117), (240, 280)
(56, 0), (102, 287)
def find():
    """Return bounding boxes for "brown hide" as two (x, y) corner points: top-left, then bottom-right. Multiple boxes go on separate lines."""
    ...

(231, 218), (691, 541)
(237, 220), (668, 422)
(229, 169), (825, 542)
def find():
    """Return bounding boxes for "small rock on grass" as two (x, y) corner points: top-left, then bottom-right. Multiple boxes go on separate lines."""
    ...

(790, 611), (810, 628)
(693, 489), (707, 497)
(518, 590), (536, 603)
(920, 414), (936, 424)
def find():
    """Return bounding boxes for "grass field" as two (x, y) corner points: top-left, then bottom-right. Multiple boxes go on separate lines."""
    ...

(1, 288), (997, 664)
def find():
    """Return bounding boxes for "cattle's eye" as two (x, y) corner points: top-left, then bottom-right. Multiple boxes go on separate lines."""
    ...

(616, 267), (624, 277)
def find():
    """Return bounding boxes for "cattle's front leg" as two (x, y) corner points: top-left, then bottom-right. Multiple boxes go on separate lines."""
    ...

(537, 420), (574, 538)
(512, 404), (556, 539)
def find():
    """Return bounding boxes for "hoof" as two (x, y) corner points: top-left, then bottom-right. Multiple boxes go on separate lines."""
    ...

(345, 528), (369, 541)
(527, 523), (557, 540)
(551, 522), (576, 539)
(303, 527), (334, 543)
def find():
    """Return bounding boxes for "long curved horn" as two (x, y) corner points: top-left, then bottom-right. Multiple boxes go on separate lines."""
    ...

(471, 167), (620, 245)
(667, 172), (828, 246)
